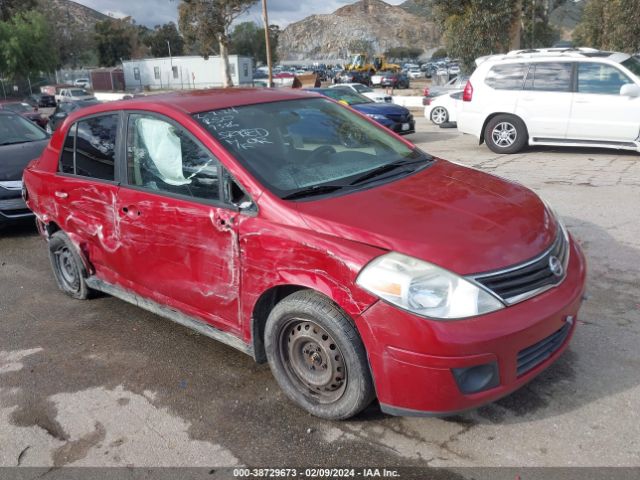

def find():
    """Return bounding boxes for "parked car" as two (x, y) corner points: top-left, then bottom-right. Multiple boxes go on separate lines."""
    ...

(424, 91), (463, 125)
(74, 78), (91, 89)
(311, 87), (415, 135)
(379, 72), (410, 89)
(0, 111), (49, 225)
(329, 83), (392, 103)
(335, 70), (371, 86)
(423, 75), (470, 99)
(27, 93), (57, 109)
(55, 88), (96, 104)
(458, 48), (640, 153)
(448, 64), (461, 77)
(408, 68), (423, 79)
(23, 89), (586, 420)
(47, 99), (101, 132)
(0, 101), (48, 129)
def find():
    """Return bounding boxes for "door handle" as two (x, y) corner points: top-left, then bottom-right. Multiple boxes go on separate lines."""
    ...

(54, 191), (68, 199)
(121, 205), (141, 217)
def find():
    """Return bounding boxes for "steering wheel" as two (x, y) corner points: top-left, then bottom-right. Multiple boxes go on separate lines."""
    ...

(306, 145), (337, 163)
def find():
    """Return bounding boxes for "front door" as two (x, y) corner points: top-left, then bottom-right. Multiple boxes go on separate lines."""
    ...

(112, 112), (241, 333)
(566, 62), (640, 142)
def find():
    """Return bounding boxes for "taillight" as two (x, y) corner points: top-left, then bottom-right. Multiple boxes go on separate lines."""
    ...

(463, 81), (473, 102)
(422, 98), (431, 106)
(422, 87), (430, 97)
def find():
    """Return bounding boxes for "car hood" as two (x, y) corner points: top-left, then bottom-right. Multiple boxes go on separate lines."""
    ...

(0, 139), (49, 181)
(352, 103), (409, 116)
(294, 159), (557, 275)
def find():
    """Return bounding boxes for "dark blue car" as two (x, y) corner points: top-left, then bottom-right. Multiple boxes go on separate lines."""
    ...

(308, 87), (415, 135)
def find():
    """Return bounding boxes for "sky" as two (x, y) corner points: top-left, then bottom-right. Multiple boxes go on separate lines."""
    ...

(73, 0), (406, 29)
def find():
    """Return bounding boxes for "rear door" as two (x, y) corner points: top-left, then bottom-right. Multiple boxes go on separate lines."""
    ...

(55, 113), (122, 275)
(566, 62), (640, 142)
(516, 61), (574, 139)
(112, 112), (243, 333)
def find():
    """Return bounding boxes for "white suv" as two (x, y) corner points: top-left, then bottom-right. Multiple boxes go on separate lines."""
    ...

(457, 48), (640, 153)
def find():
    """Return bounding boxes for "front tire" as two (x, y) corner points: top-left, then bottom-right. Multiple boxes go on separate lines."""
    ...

(485, 114), (528, 154)
(264, 290), (375, 420)
(48, 231), (92, 299)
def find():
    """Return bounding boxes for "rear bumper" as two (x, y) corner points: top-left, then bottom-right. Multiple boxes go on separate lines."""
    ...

(356, 240), (587, 415)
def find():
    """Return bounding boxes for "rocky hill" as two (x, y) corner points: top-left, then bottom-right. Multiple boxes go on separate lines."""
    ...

(277, 0), (440, 61)
(38, 0), (109, 32)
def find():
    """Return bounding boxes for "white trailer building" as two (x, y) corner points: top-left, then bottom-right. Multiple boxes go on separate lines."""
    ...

(122, 55), (253, 91)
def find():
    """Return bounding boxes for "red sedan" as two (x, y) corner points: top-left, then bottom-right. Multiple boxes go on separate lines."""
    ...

(22, 89), (586, 419)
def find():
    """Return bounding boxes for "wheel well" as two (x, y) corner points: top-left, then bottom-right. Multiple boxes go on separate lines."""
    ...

(479, 112), (525, 145)
(251, 285), (307, 363)
(43, 221), (61, 238)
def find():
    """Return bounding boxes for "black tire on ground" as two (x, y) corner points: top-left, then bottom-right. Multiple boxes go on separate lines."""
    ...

(484, 114), (528, 154)
(264, 290), (375, 420)
(48, 231), (92, 299)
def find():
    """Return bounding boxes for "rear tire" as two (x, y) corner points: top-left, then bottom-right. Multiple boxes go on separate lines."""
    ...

(264, 290), (375, 420)
(430, 106), (449, 125)
(48, 231), (92, 300)
(484, 114), (528, 154)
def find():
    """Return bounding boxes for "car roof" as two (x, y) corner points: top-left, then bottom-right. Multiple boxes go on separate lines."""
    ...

(477, 48), (631, 67)
(63, 88), (322, 119)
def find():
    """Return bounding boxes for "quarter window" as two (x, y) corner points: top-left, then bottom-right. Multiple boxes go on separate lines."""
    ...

(524, 62), (573, 92)
(484, 64), (527, 90)
(75, 115), (118, 181)
(59, 124), (76, 174)
(126, 114), (221, 202)
(578, 63), (632, 95)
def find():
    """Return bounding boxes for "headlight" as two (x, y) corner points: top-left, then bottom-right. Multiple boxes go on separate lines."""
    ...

(356, 252), (504, 320)
(366, 114), (388, 121)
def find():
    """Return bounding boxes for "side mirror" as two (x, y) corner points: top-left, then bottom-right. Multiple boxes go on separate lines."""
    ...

(620, 83), (640, 97)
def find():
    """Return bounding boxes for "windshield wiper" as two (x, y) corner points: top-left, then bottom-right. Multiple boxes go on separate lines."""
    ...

(348, 157), (430, 186)
(282, 184), (346, 200)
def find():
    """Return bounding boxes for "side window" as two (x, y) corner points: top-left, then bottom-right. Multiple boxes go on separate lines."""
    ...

(75, 115), (118, 181)
(126, 114), (221, 202)
(578, 63), (632, 95)
(59, 124), (76, 174)
(484, 64), (527, 90)
(524, 62), (573, 92)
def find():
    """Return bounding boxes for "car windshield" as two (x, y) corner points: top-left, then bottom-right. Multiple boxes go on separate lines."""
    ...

(69, 89), (88, 96)
(621, 56), (640, 78)
(3, 103), (31, 113)
(318, 89), (372, 105)
(0, 113), (48, 145)
(194, 98), (432, 199)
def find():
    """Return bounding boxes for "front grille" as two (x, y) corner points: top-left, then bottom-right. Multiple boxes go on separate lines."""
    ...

(517, 322), (572, 376)
(472, 228), (569, 304)
(386, 113), (413, 123)
(0, 197), (27, 211)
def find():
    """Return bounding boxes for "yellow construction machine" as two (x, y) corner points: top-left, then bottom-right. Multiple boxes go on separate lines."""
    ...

(345, 54), (400, 74)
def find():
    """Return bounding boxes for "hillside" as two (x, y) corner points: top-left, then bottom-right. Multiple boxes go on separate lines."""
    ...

(38, 0), (109, 32)
(277, 0), (440, 61)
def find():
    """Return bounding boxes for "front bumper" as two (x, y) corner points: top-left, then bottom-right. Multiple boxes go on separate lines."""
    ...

(0, 185), (33, 223)
(356, 239), (587, 416)
(376, 117), (416, 135)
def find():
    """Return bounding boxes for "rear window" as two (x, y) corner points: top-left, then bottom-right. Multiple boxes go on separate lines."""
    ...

(484, 64), (527, 90)
(524, 62), (573, 92)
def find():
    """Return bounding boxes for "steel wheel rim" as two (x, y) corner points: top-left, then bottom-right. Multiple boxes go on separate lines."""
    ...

(279, 318), (347, 404)
(432, 107), (447, 124)
(492, 122), (517, 147)
(54, 246), (80, 292)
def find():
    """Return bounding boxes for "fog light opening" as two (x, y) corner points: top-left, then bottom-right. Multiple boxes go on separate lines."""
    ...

(452, 362), (500, 395)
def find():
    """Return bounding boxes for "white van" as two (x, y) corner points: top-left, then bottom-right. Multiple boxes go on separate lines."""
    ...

(457, 48), (640, 153)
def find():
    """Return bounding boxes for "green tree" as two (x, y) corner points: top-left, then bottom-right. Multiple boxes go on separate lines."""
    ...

(0, 0), (37, 22)
(230, 21), (278, 65)
(521, 0), (561, 49)
(574, 0), (640, 53)
(433, 0), (522, 72)
(385, 46), (424, 61)
(179, 0), (258, 88)
(144, 22), (185, 58)
(0, 10), (57, 78)
(431, 47), (448, 59)
(94, 17), (140, 67)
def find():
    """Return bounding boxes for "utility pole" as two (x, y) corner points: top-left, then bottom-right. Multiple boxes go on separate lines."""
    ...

(262, 0), (273, 87)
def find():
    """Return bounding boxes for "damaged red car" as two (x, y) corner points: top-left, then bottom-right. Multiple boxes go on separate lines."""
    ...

(23, 89), (586, 419)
